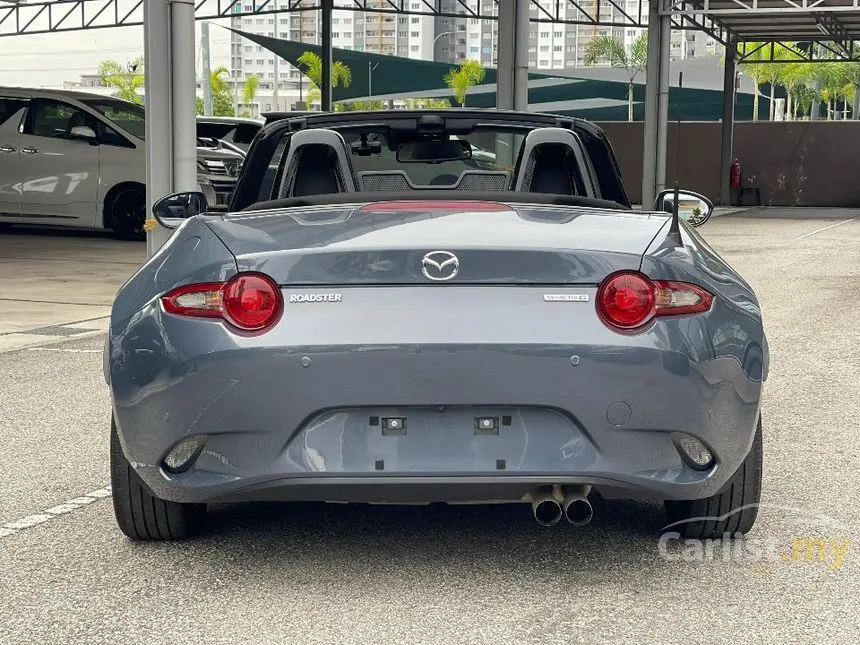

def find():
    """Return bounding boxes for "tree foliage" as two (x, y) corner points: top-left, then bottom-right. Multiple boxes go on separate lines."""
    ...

(403, 98), (451, 109)
(583, 32), (648, 121)
(238, 74), (260, 117)
(297, 50), (352, 108)
(195, 65), (235, 116)
(443, 60), (486, 107)
(733, 42), (860, 121)
(98, 56), (145, 104)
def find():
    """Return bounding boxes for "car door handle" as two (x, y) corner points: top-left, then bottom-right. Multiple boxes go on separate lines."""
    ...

(0, 145), (16, 152)
(21, 147), (38, 154)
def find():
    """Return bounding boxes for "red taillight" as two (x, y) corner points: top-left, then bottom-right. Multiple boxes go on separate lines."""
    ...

(161, 272), (282, 332)
(596, 271), (713, 330)
(597, 272), (655, 328)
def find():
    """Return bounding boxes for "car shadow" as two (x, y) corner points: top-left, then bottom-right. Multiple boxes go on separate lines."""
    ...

(159, 497), (676, 580)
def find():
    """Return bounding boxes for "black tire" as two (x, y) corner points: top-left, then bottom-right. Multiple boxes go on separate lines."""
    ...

(664, 416), (763, 539)
(109, 190), (146, 241)
(110, 417), (206, 540)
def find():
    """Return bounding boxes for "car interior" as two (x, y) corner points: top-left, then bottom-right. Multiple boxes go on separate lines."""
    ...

(239, 125), (628, 213)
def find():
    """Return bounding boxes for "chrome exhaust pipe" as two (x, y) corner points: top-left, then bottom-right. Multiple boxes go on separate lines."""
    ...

(531, 489), (563, 527)
(563, 486), (594, 526)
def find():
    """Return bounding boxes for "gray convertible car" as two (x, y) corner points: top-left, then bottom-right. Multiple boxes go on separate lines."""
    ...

(106, 109), (767, 541)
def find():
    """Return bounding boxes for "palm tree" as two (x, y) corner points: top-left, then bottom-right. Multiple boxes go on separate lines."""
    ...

(736, 42), (772, 121)
(98, 56), (145, 104)
(812, 63), (850, 119)
(297, 51), (352, 109)
(443, 60), (486, 107)
(239, 74), (260, 117)
(583, 32), (648, 122)
(779, 62), (813, 120)
(843, 62), (860, 119)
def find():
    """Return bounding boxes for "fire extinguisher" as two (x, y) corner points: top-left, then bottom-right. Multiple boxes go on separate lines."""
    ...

(730, 158), (741, 189)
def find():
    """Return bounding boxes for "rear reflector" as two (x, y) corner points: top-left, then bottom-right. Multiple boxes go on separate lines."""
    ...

(162, 435), (207, 474)
(162, 272), (282, 332)
(672, 432), (715, 470)
(359, 200), (509, 212)
(597, 271), (713, 330)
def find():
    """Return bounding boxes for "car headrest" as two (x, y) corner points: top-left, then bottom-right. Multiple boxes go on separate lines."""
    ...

(278, 128), (356, 198)
(513, 128), (589, 196)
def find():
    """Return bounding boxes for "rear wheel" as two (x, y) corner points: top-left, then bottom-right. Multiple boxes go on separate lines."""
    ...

(664, 415), (763, 539)
(109, 190), (145, 241)
(110, 417), (206, 540)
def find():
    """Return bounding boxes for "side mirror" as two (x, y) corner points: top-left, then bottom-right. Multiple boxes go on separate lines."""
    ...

(70, 125), (97, 142)
(654, 189), (714, 227)
(152, 191), (208, 229)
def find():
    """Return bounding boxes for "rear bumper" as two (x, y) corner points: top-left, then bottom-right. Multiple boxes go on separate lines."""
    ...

(110, 317), (763, 505)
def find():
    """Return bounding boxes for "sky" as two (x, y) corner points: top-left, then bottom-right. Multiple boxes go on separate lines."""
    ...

(0, 20), (232, 88)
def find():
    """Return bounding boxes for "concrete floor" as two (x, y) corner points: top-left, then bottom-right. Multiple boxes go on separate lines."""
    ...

(0, 210), (858, 644)
(0, 227), (145, 351)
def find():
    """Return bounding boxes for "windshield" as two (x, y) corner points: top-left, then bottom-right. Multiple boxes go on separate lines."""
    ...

(339, 126), (527, 188)
(84, 100), (146, 140)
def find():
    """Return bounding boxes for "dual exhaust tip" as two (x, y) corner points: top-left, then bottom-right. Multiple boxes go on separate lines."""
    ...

(531, 485), (593, 527)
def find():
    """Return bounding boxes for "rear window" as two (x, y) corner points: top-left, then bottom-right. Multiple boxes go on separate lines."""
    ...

(339, 127), (526, 187)
(233, 123), (262, 144)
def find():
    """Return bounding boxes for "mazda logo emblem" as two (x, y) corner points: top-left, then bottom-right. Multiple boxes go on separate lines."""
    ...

(421, 251), (459, 281)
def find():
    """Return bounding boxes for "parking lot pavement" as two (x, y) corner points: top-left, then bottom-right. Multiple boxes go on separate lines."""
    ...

(1, 213), (859, 645)
(0, 227), (144, 352)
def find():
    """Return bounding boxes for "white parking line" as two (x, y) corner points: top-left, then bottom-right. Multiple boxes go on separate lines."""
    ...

(0, 486), (112, 541)
(27, 348), (102, 353)
(794, 216), (859, 240)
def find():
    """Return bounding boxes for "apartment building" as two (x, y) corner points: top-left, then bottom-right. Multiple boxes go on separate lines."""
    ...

(227, 0), (716, 112)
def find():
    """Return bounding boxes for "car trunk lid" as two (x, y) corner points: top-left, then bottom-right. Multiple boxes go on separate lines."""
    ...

(206, 200), (669, 285)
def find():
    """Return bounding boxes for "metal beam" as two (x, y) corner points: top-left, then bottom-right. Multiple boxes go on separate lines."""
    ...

(661, 0), (860, 42)
(662, 0), (860, 16)
(0, 0), (655, 36)
(736, 39), (859, 63)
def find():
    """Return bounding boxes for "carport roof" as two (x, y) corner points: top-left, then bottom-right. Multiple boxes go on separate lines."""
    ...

(669, 0), (860, 41)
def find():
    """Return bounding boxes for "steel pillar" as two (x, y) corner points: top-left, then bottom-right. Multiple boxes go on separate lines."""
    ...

(202, 20), (212, 115)
(496, 0), (514, 111)
(172, 0), (199, 195)
(719, 41), (737, 206)
(641, 0), (662, 209)
(144, 0), (199, 258)
(655, 12), (671, 195)
(320, 0), (333, 111)
(144, 0), (173, 256)
(513, 0), (529, 111)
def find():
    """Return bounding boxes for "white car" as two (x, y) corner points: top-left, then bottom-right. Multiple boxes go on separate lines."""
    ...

(0, 87), (241, 239)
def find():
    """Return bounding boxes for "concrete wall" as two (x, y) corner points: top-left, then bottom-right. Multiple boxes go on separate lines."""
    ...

(596, 121), (860, 207)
